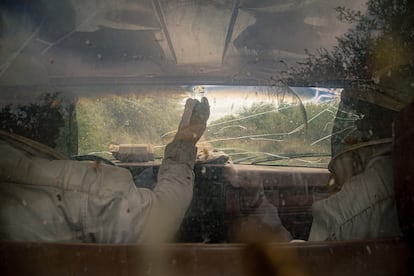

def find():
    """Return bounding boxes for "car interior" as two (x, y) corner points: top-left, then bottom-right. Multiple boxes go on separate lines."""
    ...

(0, 0), (413, 275)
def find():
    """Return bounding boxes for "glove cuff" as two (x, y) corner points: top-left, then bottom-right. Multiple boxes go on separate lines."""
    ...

(163, 141), (197, 167)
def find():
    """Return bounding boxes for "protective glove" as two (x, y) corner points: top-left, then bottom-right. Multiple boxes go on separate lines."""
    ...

(173, 97), (210, 144)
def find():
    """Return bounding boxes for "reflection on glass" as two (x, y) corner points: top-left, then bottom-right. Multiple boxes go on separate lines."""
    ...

(74, 85), (341, 168)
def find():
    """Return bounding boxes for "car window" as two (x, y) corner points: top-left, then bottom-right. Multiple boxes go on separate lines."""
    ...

(58, 85), (339, 168)
(0, 84), (339, 168)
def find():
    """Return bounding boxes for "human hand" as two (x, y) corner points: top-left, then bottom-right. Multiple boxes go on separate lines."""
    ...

(174, 97), (210, 144)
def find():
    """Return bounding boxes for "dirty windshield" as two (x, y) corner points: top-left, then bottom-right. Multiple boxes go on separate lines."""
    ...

(3, 87), (341, 168)
(71, 85), (340, 167)
(0, 84), (340, 168)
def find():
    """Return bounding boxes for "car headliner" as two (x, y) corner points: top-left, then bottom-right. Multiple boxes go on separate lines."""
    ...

(0, 0), (365, 86)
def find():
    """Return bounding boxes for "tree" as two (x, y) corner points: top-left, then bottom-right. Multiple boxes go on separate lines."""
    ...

(0, 92), (65, 148)
(285, 0), (414, 97)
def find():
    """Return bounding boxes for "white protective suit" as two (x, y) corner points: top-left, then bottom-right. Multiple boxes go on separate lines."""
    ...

(308, 141), (402, 241)
(0, 97), (209, 243)
(0, 135), (196, 243)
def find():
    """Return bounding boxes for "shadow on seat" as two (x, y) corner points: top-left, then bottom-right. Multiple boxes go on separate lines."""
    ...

(393, 100), (414, 245)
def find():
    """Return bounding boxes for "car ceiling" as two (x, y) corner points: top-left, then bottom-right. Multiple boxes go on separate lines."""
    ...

(0, 0), (366, 86)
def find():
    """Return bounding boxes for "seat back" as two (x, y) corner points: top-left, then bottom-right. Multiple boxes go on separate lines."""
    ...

(393, 100), (414, 243)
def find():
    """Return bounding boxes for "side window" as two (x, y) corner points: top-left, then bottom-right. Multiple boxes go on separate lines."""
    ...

(0, 91), (78, 156)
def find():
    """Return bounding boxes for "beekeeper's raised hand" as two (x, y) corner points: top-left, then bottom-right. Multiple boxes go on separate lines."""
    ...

(174, 97), (210, 144)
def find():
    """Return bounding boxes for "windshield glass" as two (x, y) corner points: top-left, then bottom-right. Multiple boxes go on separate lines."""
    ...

(202, 85), (341, 167)
(0, 85), (339, 167)
(77, 85), (340, 167)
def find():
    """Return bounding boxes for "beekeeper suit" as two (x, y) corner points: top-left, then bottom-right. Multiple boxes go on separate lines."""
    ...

(308, 92), (402, 241)
(0, 97), (210, 243)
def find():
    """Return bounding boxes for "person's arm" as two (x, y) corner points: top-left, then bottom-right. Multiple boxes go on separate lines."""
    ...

(80, 98), (209, 243)
(138, 98), (210, 242)
(223, 165), (292, 242)
(0, 99), (210, 243)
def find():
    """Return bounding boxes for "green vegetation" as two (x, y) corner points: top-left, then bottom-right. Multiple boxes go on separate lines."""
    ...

(74, 89), (338, 167)
(0, 89), (338, 168)
(0, 92), (78, 157)
(204, 100), (338, 166)
(286, 0), (413, 95)
(76, 92), (185, 158)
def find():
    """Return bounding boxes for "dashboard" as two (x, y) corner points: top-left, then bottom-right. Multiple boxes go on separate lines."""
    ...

(120, 163), (330, 242)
